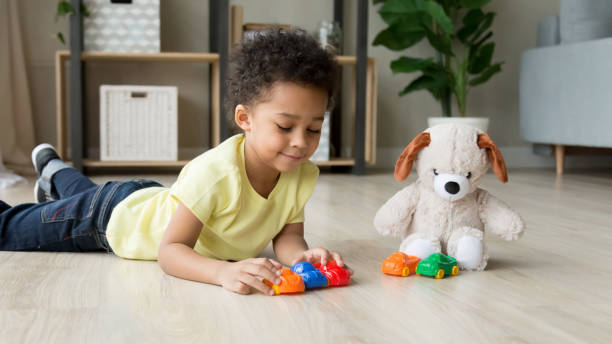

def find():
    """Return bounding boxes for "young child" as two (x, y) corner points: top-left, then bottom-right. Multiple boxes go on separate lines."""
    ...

(0, 28), (351, 295)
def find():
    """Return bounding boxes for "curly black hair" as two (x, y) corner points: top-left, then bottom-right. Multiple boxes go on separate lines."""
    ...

(225, 27), (339, 125)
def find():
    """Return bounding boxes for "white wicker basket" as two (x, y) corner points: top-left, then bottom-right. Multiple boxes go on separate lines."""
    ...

(100, 85), (177, 161)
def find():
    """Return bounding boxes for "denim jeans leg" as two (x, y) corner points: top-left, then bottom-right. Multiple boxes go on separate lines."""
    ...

(37, 159), (81, 200)
(0, 178), (163, 252)
(51, 167), (97, 200)
(0, 201), (10, 213)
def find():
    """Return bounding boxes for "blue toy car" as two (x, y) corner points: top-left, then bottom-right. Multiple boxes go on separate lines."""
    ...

(291, 262), (329, 289)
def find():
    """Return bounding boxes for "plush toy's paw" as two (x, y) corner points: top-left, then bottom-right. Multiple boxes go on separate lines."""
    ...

(500, 214), (526, 241)
(400, 238), (438, 260)
(455, 235), (484, 270)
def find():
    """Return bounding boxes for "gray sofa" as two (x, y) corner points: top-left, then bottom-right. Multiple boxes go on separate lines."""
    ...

(519, 0), (612, 175)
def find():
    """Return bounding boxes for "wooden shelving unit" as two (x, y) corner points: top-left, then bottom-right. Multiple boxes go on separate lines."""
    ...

(61, 0), (372, 171)
(55, 50), (220, 168)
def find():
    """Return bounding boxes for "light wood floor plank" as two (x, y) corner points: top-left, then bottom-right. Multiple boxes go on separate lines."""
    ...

(1, 169), (611, 343)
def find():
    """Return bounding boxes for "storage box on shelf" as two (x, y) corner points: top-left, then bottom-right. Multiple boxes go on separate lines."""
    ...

(100, 85), (178, 161)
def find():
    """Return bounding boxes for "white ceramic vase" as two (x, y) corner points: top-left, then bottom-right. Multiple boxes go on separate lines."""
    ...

(427, 117), (490, 132)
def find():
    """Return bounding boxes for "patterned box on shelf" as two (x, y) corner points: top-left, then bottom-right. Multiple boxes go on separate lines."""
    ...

(100, 85), (177, 161)
(310, 111), (330, 162)
(84, 0), (160, 53)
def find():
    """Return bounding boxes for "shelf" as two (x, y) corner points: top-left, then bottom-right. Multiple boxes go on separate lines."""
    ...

(56, 50), (219, 62)
(55, 50), (221, 169)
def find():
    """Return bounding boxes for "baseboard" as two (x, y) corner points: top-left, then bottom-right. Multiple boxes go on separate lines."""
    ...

(374, 146), (612, 169)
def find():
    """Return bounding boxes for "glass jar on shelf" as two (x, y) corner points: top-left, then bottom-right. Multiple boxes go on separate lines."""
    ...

(314, 20), (342, 54)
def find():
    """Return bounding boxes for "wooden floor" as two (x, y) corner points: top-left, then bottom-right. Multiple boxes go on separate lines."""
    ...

(1, 169), (611, 343)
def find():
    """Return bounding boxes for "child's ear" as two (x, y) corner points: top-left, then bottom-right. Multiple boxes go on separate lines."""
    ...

(234, 105), (251, 131)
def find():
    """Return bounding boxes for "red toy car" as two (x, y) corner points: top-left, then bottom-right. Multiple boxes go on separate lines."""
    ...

(314, 261), (351, 286)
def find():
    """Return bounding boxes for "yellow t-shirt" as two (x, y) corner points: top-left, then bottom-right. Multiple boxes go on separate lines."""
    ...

(105, 134), (319, 261)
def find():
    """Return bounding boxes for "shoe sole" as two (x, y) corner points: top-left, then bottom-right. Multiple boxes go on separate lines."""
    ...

(31, 143), (58, 176)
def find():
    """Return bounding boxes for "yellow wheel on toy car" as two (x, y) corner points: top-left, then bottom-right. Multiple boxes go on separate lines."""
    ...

(272, 285), (280, 295)
(452, 266), (459, 276)
(402, 267), (409, 277)
(435, 269), (445, 279)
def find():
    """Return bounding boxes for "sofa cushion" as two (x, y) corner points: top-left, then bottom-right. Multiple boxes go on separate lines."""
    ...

(560, 0), (612, 44)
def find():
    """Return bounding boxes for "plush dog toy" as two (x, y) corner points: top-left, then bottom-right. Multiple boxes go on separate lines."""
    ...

(374, 123), (525, 271)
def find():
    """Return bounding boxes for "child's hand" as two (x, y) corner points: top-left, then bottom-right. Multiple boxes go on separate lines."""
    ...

(291, 248), (353, 275)
(218, 258), (283, 295)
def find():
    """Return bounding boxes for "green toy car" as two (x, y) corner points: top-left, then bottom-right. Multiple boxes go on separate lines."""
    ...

(416, 253), (459, 279)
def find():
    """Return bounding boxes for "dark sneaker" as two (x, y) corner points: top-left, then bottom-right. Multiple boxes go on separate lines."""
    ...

(33, 180), (51, 203)
(31, 143), (60, 203)
(31, 143), (60, 177)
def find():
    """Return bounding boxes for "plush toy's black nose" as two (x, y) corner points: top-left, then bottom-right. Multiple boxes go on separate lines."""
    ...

(444, 182), (460, 194)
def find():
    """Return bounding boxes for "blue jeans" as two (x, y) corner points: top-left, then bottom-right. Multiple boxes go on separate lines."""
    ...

(0, 163), (162, 252)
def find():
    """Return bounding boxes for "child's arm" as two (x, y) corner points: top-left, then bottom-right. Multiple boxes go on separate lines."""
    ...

(272, 223), (352, 274)
(272, 223), (309, 265)
(158, 202), (282, 295)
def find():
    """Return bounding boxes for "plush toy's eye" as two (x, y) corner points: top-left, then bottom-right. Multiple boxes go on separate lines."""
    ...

(433, 169), (439, 176)
(467, 172), (472, 179)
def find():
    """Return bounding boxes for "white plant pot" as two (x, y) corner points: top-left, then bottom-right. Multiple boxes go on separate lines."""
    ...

(427, 117), (490, 132)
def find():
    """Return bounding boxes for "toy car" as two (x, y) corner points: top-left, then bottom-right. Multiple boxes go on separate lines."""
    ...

(264, 269), (305, 295)
(314, 261), (351, 286)
(381, 252), (421, 276)
(416, 253), (459, 279)
(291, 262), (329, 289)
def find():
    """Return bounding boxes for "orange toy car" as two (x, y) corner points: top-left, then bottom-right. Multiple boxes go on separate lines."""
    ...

(264, 269), (305, 295)
(381, 252), (421, 277)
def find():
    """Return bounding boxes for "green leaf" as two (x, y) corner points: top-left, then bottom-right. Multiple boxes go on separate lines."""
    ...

(373, 0), (387, 4)
(471, 31), (493, 50)
(457, 9), (483, 43)
(56, 1), (73, 20)
(378, 0), (422, 26)
(458, 0), (491, 9)
(469, 12), (494, 44)
(372, 20), (427, 51)
(379, 0), (420, 16)
(422, 1), (453, 34)
(379, 0), (453, 33)
(399, 70), (450, 98)
(391, 57), (436, 74)
(468, 42), (494, 74)
(469, 62), (503, 86)
(80, 3), (90, 17)
(426, 31), (454, 56)
(435, 0), (457, 13)
(57, 32), (66, 45)
(380, 11), (422, 26)
(467, 31), (492, 66)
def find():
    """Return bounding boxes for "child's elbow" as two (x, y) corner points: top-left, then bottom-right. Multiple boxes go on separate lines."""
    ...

(157, 244), (171, 273)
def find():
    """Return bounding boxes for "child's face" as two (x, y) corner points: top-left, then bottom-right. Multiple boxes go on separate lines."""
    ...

(236, 82), (328, 173)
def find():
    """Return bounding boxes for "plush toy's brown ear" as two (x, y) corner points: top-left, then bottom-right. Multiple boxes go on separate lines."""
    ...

(394, 132), (431, 181)
(477, 133), (508, 183)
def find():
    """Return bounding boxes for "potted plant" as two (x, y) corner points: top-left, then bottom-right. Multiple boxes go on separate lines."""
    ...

(372, 0), (504, 131)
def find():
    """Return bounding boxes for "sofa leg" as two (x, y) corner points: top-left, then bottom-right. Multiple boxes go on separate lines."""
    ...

(555, 144), (565, 175)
